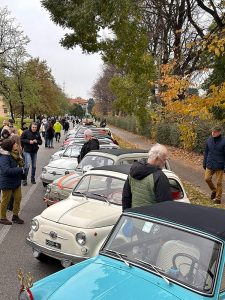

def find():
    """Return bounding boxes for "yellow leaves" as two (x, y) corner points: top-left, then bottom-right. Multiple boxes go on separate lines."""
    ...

(179, 123), (197, 151)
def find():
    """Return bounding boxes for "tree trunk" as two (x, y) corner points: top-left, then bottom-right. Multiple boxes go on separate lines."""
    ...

(21, 102), (25, 126)
(8, 99), (15, 122)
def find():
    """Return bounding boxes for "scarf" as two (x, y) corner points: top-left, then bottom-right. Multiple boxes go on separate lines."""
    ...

(10, 150), (24, 167)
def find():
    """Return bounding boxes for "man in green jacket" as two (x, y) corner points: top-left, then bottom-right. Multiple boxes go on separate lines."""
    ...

(122, 143), (172, 210)
(53, 120), (62, 142)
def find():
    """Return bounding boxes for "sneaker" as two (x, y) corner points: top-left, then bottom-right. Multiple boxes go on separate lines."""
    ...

(12, 215), (24, 224)
(0, 218), (12, 225)
(213, 198), (221, 204)
(22, 180), (27, 186)
(211, 191), (216, 200)
(31, 180), (36, 184)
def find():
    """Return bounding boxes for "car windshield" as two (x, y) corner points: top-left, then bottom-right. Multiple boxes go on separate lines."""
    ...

(101, 215), (221, 294)
(72, 174), (125, 205)
(76, 155), (114, 172)
(63, 145), (82, 157)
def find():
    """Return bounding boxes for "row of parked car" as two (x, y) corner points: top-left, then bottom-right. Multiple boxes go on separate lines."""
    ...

(19, 124), (225, 299)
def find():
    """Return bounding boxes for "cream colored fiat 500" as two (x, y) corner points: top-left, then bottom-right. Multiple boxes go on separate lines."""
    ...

(27, 165), (189, 268)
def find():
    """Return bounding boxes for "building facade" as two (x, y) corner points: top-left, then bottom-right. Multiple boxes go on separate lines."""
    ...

(0, 96), (8, 117)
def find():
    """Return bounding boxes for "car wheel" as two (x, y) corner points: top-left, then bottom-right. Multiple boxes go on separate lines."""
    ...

(33, 251), (49, 262)
(42, 182), (48, 187)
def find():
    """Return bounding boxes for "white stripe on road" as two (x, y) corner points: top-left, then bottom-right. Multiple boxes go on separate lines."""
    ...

(0, 175), (41, 246)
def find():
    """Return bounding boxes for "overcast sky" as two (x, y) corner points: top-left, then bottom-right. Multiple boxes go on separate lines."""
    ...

(0, 0), (103, 99)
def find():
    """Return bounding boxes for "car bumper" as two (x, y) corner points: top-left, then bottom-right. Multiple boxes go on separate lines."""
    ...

(26, 237), (87, 263)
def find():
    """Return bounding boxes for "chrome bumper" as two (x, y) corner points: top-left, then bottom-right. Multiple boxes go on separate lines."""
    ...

(26, 237), (88, 263)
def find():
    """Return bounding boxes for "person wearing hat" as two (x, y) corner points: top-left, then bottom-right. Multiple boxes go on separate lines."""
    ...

(0, 139), (24, 225)
(203, 125), (225, 204)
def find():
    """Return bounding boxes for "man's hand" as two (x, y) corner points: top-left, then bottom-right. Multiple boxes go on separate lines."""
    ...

(33, 139), (37, 143)
(30, 140), (34, 144)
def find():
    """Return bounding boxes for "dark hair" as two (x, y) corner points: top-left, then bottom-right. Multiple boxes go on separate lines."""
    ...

(1, 139), (15, 152)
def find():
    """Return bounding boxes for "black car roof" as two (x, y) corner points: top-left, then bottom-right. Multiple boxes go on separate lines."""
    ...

(126, 202), (225, 240)
(92, 164), (131, 175)
(89, 149), (148, 156)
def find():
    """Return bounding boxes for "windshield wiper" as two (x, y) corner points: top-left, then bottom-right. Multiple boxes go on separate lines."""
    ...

(89, 193), (110, 204)
(135, 258), (170, 285)
(72, 191), (87, 200)
(102, 248), (130, 267)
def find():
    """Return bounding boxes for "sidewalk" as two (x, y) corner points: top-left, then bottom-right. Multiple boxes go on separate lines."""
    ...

(110, 125), (222, 200)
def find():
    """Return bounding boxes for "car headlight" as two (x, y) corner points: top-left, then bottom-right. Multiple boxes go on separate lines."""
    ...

(76, 232), (86, 245)
(31, 219), (39, 232)
(42, 167), (47, 174)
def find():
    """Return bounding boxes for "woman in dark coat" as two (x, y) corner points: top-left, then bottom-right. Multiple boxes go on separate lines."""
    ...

(0, 139), (24, 225)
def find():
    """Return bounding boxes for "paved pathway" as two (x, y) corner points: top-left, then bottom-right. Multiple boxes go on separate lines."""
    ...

(110, 125), (225, 201)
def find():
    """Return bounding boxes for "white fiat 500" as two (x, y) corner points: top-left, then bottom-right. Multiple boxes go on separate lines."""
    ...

(27, 165), (189, 268)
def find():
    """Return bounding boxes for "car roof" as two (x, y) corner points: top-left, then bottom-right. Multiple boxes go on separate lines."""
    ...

(126, 202), (225, 240)
(92, 164), (131, 175)
(89, 149), (148, 156)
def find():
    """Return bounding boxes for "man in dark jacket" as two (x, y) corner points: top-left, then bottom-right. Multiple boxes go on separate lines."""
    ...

(122, 143), (172, 211)
(203, 125), (225, 204)
(20, 122), (42, 185)
(79, 129), (100, 162)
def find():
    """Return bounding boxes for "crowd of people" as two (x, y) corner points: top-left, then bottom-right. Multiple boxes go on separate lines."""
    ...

(0, 116), (224, 226)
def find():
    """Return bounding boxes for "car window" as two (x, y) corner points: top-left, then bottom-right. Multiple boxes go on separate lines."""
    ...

(169, 179), (184, 200)
(77, 155), (114, 170)
(220, 266), (225, 292)
(73, 175), (125, 205)
(102, 216), (221, 294)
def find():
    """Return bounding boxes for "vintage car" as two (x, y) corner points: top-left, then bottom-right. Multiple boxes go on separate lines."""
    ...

(43, 149), (152, 205)
(27, 165), (189, 269)
(49, 144), (83, 162)
(20, 202), (225, 299)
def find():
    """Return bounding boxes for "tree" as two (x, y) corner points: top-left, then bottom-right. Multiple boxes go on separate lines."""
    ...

(0, 6), (30, 120)
(70, 104), (85, 118)
(87, 98), (95, 114)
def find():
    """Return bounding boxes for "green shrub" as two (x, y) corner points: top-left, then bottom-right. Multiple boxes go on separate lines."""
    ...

(193, 121), (215, 153)
(155, 123), (180, 146)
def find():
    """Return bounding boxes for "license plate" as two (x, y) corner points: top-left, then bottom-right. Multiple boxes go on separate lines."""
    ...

(46, 239), (61, 249)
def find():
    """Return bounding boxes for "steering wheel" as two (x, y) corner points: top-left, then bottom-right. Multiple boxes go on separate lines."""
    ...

(172, 253), (214, 290)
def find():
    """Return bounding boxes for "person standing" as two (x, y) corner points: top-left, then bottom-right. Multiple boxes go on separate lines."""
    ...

(53, 119), (62, 142)
(122, 144), (172, 211)
(203, 125), (225, 204)
(0, 139), (24, 225)
(64, 120), (70, 134)
(20, 122), (42, 185)
(46, 122), (55, 148)
(79, 129), (100, 162)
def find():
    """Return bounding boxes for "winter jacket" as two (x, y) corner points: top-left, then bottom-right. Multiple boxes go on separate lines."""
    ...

(79, 138), (100, 161)
(0, 149), (23, 190)
(53, 121), (62, 133)
(20, 129), (42, 153)
(203, 135), (225, 170)
(122, 159), (172, 211)
(46, 127), (55, 139)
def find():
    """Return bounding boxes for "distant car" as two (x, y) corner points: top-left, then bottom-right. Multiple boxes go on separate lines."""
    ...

(28, 165), (188, 268)
(21, 202), (225, 300)
(43, 149), (152, 204)
(49, 144), (83, 162)
(41, 145), (82, 187)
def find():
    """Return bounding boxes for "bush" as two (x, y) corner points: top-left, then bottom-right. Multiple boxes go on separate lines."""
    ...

(193, 121), (215, 153)
(155, 123), (180, 147)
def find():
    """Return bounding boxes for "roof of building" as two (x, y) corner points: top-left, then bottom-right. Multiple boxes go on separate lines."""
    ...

(68, 97), (88, 105)
(126, 202), (225, 240)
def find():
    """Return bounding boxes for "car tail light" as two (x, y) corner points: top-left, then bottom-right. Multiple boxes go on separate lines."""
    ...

(172, 191), (181, 200)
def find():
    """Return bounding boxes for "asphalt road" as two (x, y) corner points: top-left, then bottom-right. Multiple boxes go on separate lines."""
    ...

(0, 136), (64, 299)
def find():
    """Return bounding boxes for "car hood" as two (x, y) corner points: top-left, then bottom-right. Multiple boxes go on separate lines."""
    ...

(42, 257), (182, 300)
(55, 172), (80, 190)
(41, 198), (121, 228)
(47, 158), (78, 170)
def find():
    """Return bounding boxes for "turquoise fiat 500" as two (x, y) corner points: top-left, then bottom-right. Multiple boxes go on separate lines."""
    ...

(19, 202), (225, 299)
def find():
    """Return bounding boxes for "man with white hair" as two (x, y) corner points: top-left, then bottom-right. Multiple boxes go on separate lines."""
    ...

(122, 143), (172, 210)
(79, 129), (100, 162)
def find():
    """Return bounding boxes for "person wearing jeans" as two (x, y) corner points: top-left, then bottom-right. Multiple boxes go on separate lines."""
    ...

(21, 122), (42, 185)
